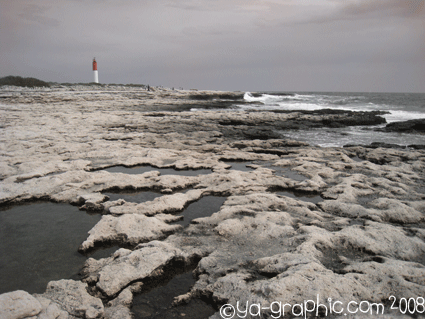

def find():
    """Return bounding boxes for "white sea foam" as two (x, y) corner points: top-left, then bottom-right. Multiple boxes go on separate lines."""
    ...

(384, 110), (425, 123)
(243, 92), (280, 103)
(240, 92), (425, 147)
(242, 92), (383, 112)
(238, 102), (325, 111)
(281, 126), (425, 148)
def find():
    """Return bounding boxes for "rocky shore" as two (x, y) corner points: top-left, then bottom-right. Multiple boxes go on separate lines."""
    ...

(0, 85), (424, 318)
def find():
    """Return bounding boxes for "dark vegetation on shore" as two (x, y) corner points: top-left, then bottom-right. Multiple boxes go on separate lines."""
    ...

(58, 82), (149, 88)
(0, 76), (151, 89)
(0, 76), (50, 88)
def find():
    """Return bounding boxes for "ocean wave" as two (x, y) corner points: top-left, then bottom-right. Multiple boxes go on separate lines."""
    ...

(384, 110), (425, 123)
(330, 96), (366, 105)
(244, 92), (276, 103)
(243, 92), (299, 103)
(237, 102), (325, 111)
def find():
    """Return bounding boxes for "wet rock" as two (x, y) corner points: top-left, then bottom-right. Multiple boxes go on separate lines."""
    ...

(409, 144), (425, 150)
(383, 119), (425, 133)
(0, 290), (42, 319)
(345, 142), (407, 149)
(242, 127), (282, 140)
(74, 192), (109, 211)
(284, 109), (387, 128)
(230, 139), (309, 152)
(102, 198), (126, 213)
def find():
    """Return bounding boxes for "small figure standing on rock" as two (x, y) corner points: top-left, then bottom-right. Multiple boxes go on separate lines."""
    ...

(147, 85), (150, 91)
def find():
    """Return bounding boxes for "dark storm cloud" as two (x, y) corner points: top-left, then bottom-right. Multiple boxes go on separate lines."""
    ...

(0, 0), (424, 92)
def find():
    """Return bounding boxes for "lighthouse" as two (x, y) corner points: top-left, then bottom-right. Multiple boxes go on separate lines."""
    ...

(93, 58), (98, 83)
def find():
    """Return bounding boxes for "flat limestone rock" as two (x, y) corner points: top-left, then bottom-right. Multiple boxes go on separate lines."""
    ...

(252, 252), (317, 274)
(109, 189), (205, 215)
(92, 241), (186, 298)
(182, 192), (425, 318)
(335, 221), (425, 261)
(41, 280), (103, 319)
(33, 295), (69, 319)
(79, 213), (183, 251)
(318, 198), (424, 224)
(344, 258), (425, 299)
(0, 290), (42, 319)
(193, 259), (371, 318)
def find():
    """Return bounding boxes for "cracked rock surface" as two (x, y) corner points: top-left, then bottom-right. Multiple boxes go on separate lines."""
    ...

(1, 85), (424, 318)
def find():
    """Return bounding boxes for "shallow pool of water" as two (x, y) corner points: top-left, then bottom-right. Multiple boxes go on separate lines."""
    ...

(103, 165), (212, 176)
(132, 271), (216, 319)
(0, 202), (108, 294)
(174, 196), (227, 227)
(276, 191), (322, 204)
(259, 163), (308, 182)
(350, 156), (364, 162)
(224, 161), (255, 172)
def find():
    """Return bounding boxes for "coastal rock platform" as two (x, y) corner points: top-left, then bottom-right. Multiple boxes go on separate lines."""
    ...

(1, 85), (424, 318)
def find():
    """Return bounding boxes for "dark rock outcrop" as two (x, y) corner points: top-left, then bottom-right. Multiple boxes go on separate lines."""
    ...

(382, 119), (425, 133)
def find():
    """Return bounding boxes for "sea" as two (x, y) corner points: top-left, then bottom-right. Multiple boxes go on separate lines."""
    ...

(192, 91), (425, 148)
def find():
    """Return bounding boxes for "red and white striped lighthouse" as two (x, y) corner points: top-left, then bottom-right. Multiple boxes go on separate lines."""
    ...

(92, 58), (98, 83)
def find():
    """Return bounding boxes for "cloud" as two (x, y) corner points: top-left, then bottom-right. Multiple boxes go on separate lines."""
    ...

(340, 0), (424, 18)
(14, 2), (60, 28)
(0, 0), (423, 91)
(182, 26), (227, 37)
(303, 0), (425, 25)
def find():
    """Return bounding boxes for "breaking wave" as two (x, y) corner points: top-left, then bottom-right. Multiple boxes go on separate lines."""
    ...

(243, 92), (304, 103)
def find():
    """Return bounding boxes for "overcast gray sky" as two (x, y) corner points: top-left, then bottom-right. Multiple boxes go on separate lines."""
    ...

(1, 0), (424, 92)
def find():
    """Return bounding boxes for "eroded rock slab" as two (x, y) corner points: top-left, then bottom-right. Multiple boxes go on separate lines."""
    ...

(40, 280), (104, 319)
(82, 241), (202, 298)
(79, 213), (182, 251)
(0, 290), (42, 319)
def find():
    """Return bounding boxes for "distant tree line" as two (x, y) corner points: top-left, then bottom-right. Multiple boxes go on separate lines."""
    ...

(0, 76), (50, 87)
